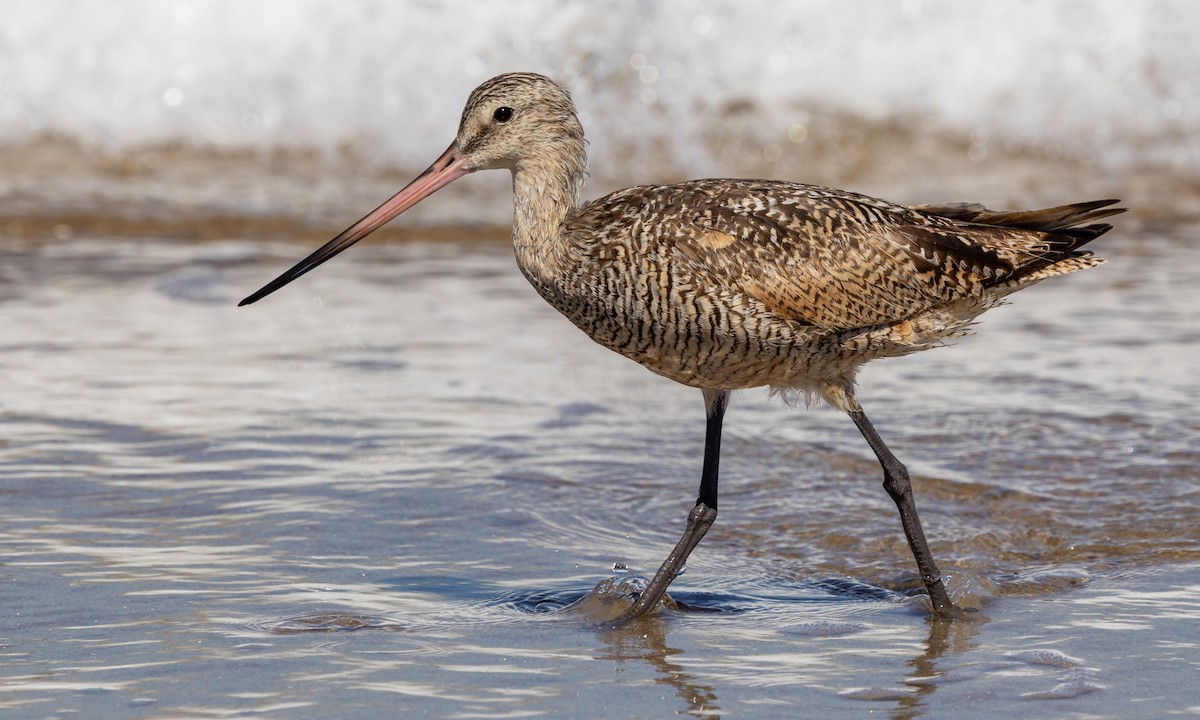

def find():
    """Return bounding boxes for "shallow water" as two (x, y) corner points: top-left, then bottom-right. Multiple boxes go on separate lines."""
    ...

(1, 227), (1198, 718)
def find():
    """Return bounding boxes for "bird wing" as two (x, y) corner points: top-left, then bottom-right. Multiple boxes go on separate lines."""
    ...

(570, 181), (1115, 331)
(910, 198), (1123, 231)
(633, 180), (1039, 329)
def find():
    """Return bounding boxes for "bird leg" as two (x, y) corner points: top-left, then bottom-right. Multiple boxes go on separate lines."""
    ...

(608, 389), (728, 626)
(848, 409), (965, 617)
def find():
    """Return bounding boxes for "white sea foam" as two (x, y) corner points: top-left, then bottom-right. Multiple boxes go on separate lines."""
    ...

(1, 0), (1196, 176)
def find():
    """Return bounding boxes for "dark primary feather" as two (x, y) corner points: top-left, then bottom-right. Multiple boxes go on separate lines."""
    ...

(911, 199), (1125, 284)
(911, 198), (1124, 231)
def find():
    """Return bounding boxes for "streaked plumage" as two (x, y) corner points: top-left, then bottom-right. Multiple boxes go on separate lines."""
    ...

(241, 72), (1123, 623)
(545, 179), (1117, 409)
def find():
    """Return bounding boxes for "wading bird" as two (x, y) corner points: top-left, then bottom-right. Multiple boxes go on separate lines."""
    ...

(240, 73), (1122, 623)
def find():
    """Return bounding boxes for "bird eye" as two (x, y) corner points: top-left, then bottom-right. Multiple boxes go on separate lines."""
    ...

(493, 106), (514, 123)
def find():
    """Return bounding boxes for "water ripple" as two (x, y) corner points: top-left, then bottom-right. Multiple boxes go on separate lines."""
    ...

(2, 235), (1198, 717)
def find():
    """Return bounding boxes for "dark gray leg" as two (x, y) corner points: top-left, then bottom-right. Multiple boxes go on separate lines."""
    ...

(849, 409), (964, 617)
(608, 389), (728, 626)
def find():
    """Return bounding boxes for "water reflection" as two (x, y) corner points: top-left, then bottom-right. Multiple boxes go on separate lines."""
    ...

(599, 620), (721, 718)
(590, 586), (987, 719)
(893, 615), (982, 718)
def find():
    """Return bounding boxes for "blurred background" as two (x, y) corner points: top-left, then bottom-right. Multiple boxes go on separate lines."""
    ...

(2, 0), (1197, 241)
(2, 4), (1199, 715)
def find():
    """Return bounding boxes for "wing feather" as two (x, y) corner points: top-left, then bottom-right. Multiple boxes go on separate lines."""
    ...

(570, 180), (1119, 331)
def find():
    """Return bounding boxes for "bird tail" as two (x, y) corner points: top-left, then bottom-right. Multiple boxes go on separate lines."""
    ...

(914, 198), (1124, 284)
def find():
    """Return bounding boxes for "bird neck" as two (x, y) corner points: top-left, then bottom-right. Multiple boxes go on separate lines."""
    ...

(510, 142), (588, 281)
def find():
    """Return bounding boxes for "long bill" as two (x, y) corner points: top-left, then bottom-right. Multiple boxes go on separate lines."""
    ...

(239, 143), (469, 306)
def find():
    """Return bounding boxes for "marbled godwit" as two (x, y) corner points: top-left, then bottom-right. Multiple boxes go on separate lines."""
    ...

(240, 73), (1123, 622)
